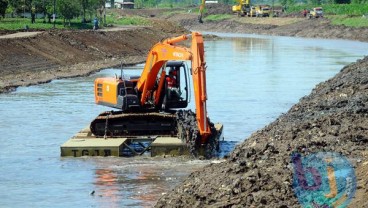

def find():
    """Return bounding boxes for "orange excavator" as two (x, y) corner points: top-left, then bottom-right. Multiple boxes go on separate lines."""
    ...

(90, 32), (218, 156)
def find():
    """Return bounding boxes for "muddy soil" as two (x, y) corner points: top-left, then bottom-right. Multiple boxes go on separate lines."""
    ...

(153, 8), (368, 208)
(155, 56), (368, 207)
(0, 20), (187, 93)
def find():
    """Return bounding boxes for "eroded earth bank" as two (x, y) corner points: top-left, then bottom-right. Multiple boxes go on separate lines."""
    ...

(0, 20), (186, 93)
(155, 56), (368, 207)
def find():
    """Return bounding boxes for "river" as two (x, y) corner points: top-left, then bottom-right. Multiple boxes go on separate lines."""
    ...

(0, 34), (367, 207)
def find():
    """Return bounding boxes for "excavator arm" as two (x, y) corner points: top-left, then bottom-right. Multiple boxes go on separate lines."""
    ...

(190, 32), (211, 142)
(136, 32), (212, 142)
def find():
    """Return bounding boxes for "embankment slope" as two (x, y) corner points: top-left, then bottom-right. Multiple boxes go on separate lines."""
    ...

(0, 20), (187, 93)
(155, 56), (368, 207)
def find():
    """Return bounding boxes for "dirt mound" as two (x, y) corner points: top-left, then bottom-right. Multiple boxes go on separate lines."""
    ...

(206, 3), (233, 15)
(155, 57), (368, 207)
(0, 21), (188, 93)
(114, 8), (181, 18)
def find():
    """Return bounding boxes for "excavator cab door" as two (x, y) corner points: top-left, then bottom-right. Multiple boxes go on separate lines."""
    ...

(162, 62), (189, 110)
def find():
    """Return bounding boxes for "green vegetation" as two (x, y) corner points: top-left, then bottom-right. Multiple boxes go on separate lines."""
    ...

(0, 0), (154, 31)
(286, 4), (368, 16)
(0, 17), (95, 30)
(106, 13), (151, 26)
(204, 14), (232, 21)
(1, 0), (368, 31)
(0, 0), (106, 30)
(324, 4), (368, 15)
(162, 9), (187, 16)
(285, 3), (368, 28)
(0, 14), (152, 30)
(134, 0), (196, 9)
(328, 15), (368, 27)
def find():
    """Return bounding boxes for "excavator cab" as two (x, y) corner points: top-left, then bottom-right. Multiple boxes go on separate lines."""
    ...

(162, 61), (189, 110)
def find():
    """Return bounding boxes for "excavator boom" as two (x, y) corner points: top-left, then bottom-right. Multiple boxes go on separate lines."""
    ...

(135, 32), (211, 140)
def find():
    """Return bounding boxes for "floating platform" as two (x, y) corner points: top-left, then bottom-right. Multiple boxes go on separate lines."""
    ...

(61, 124), (223, 157)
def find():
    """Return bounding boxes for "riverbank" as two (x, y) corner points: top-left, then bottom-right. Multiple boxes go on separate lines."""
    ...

(163, 5), (368, 42)
(2, 7), (368, 93)
(153, 6), (368, 207)
(155, 56), (368, 207)
(0, 20), (186, 93)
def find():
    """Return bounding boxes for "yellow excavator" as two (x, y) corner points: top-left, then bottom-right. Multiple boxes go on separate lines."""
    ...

(90, 32), (219, 156)
(232, 0), (251, 17)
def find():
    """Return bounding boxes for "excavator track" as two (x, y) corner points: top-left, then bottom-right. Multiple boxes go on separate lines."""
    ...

(90, 110), (219, 157)
(90, 111), (177, 137)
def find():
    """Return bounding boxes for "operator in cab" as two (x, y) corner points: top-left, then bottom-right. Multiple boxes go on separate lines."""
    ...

(166, 68), (180, 100)
(166, 69), (177, 88)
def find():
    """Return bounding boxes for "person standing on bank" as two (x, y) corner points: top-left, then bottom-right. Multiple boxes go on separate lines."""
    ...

(93, 17), (99, 30)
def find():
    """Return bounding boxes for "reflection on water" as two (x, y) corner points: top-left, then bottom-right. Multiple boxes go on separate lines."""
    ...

(203, 34), (367, 143)
(0, 34), (367, 207)
(91, 157), (209, 207)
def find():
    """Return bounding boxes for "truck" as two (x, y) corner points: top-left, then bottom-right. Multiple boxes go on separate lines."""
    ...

(255, 5), (270, 17)
(308, 7), (323, 18)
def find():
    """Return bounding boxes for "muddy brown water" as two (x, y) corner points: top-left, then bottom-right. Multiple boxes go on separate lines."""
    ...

(0, 34), (367, 207)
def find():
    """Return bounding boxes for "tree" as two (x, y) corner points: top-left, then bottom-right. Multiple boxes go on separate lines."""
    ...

(280, 0), (287, 7)
(81, 0), (88, 22)
(287, 0), (296, 5)
(58, 0), (81, 26)
(0, 0), (8, 19)
(280, 0), (295, 8)
(307, 0), (322, 4)
(31, 0), (52, 23)
(335, 0), (350, 3)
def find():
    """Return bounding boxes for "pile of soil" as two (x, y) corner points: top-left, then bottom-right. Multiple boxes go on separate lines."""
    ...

(0, 20), (187, 93)
(206, 3), (233, 15)
(114, 8), (182, 18)
(155, 57), (368, 207)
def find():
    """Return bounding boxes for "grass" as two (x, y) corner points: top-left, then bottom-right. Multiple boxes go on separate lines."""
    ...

(286, 4), (368, 16)
(0, 17), (93, 30)
(162, 9), (188, 16)
(204, 14), (232, 21)
(327, 15), (368, 27)
(106, 13), (151, 26)
(0, 12), (151, 31)
(284, 4), (368, 28)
